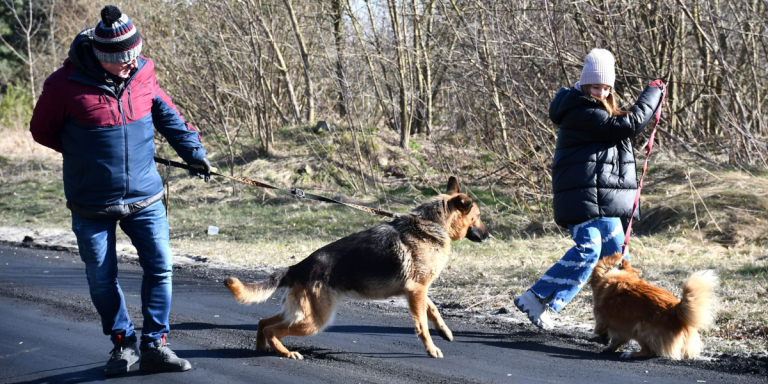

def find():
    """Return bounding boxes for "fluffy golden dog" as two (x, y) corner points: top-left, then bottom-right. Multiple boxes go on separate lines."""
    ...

(589, 253), (718, 359)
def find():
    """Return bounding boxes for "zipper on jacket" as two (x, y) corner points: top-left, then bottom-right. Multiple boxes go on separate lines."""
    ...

(118, 99), (129, 198)
(103, 92), (117, 123)
(127, 85), (134, 119)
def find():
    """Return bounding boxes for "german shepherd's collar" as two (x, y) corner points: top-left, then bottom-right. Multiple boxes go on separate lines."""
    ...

(224, 176), (489, 359)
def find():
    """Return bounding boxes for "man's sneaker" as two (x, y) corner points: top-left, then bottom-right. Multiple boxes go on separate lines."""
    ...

(514, 290), (555, 330)
(139, 335), (191, 372)
(104, 335), (140, 376)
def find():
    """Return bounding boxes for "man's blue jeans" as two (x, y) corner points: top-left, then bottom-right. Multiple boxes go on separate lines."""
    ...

(71, 200), (172, 347)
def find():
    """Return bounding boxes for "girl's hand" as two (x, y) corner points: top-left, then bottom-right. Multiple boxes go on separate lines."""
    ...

(649, 79), (665, 91)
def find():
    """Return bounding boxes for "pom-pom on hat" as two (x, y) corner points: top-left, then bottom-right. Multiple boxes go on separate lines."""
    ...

(579, 48), (615, 88)
(92, 5), (142, 63)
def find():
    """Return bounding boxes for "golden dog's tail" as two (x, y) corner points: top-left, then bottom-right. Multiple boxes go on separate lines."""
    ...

(678, 270), (718, 330)
(224, 269), (288, 304)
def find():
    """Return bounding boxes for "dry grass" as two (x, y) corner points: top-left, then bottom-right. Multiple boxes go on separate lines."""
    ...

(0, 127), (58, 162)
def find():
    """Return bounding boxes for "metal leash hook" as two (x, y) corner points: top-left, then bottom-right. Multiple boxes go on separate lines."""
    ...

(292, 188), (306, 198)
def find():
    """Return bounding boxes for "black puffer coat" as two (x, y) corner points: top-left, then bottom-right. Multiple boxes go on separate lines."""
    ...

(549, 85), (663, 228)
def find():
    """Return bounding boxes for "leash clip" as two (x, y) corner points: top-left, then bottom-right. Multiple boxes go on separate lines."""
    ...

(292, 188), (305, 198)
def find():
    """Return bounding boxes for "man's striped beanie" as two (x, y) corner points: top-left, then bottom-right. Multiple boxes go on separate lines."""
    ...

(92, 5), (142, 63)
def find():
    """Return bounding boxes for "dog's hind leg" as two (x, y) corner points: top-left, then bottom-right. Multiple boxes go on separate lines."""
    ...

(426, 297), (453, 341)
(257, 314), (283, 352)
(262, 321), (316, 360)
(262, 285), (336, 360)
(406, 284), (443, 358)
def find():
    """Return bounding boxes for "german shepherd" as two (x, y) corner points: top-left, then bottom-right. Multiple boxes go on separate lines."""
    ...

(589, 253), (718, 359)
(224, 176), (489, 359)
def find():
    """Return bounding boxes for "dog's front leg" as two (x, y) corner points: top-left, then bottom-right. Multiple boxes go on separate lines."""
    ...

(601, 331), (629, 354)
(593, 319), (610, 345)
(406, 284), (443, 358)
(426, 296), (453, 341)
(620, 344), (656, 359)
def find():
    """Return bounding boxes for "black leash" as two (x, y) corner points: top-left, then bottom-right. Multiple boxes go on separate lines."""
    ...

(154, 156), (399, 218)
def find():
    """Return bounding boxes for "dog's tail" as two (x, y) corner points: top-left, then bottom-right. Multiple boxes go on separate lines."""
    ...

(224, 268), (288, 305)
(678, 270), (718, 330)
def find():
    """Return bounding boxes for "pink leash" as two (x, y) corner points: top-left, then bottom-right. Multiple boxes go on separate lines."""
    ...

(621, 85), (666, 256)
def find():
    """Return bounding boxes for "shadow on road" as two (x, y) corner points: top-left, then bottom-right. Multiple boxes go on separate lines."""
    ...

(8, 363), (178, 384)
(176, 347), (262, 360)
(326, 324), (415, 335)
(173, 321), (258, 332)
(459, 338), (615, 362)
(309, 348), (424, 360)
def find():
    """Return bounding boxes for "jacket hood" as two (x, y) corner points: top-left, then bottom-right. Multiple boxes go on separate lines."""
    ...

(67, 28), (115, 86)
(548, 87), (601, 126)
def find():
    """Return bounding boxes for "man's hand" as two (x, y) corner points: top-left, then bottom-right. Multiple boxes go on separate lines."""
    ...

(189, 157), (212, 182)
(649, 79), (665, 91)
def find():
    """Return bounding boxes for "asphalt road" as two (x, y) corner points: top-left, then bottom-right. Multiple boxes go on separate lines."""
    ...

(0, 242), (764, 384)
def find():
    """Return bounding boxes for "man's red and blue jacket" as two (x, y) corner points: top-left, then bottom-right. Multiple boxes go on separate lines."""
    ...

(30, 30), (205, 209)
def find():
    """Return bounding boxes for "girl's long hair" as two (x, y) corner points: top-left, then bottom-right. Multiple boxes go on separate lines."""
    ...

(581, 85), (630, 117)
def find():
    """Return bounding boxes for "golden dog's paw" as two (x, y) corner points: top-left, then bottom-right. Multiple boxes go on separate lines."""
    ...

(427, 346), (444, 358)
(286, 351), (304, 360)
(438, 326), (454, 342)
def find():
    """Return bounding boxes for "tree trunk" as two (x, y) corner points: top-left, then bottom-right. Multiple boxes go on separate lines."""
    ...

(387, 0), (411, 149)
(330, 0), (347, 117)
(283, 0), (314, 122)
(252, 0), (302, 124)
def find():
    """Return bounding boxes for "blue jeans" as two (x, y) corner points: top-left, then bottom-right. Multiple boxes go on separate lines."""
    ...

(530, 217), (628, 312)
(71, 200), (173, 347)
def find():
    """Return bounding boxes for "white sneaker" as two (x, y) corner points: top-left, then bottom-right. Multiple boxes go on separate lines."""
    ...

(514, 290), (555, 330)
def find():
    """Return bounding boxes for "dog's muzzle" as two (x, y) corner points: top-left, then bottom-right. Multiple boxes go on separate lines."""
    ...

(466, 226), (491, 243)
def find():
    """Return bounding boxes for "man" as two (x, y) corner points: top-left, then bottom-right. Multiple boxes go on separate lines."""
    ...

(29, 5), (211, 375)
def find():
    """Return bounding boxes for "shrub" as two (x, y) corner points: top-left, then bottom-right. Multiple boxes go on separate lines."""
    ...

(0, 84), (33, 130)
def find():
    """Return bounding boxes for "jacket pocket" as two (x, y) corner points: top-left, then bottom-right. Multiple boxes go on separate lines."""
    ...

(72, 93), (118, 127)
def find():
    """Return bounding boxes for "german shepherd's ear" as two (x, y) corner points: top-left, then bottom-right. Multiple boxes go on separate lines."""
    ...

(449, 194), (474, 214)
(446, 176), (460, 196)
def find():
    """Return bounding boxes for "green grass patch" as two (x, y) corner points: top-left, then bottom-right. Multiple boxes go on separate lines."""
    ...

(0, 178), (68, 227)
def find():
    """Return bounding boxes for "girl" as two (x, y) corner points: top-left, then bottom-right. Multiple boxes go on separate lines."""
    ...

(514, 48), (664, 330)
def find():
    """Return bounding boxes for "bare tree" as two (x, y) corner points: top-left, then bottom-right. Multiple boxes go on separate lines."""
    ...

(1, 0), (43, 106)
(283, 0), (314, 122)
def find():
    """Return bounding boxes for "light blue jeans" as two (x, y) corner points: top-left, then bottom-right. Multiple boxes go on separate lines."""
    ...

(530, 217), (628, 312)
(71, 200), (173, 347)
